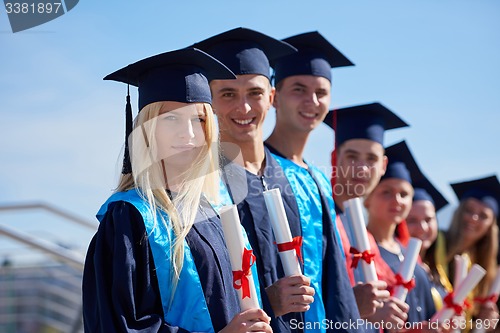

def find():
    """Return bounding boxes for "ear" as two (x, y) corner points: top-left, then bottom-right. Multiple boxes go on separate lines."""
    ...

(271, 86), (278, 109)
(380, 155), (388, 176)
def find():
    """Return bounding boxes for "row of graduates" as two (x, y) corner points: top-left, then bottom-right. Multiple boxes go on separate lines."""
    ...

(325, 104), (500, 332)
(81, 26), (500, 332)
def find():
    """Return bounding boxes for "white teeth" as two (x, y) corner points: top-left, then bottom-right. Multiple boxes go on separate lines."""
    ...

(300, 112), (317, 118)
(233, 119), (252, 125)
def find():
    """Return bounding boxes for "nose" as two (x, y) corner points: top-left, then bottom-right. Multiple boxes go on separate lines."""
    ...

(305, 92), (320, 106)
(236, 97), (251, 114)
(178, 119), (195, 139)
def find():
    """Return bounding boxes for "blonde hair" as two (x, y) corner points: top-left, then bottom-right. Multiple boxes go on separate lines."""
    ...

(446, 200), (498, 297)
(116, 101), (220, 293)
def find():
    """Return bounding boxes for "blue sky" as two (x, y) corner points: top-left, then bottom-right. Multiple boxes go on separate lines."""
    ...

(1, 0), (499, 261)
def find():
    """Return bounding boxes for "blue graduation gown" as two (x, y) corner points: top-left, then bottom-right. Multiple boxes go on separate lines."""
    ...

(221, 147), (304, 333)
(378, 245), (437, 323)
(83, 192), (241, 332)
(266, 145), (363, 333)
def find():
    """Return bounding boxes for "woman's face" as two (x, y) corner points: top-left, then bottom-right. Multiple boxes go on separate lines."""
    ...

(365, 178), (414, 227)
(460, 198), (495, 245)
(406, 200), (438, 251)
(154, 101), (207, 171)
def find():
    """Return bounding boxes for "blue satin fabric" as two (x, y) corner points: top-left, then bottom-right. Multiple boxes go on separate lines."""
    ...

(97, 189), (214, 332)
(270, 155), (328, 332)
(219, 148), (302, 333)
(271, 152), (364, 333)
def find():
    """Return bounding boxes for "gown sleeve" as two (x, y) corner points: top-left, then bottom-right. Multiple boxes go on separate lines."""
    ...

(82, 201), (190, 333)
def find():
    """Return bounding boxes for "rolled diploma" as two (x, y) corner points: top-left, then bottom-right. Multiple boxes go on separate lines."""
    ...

(392, 237), (422, 301)
(431, 264), (486, 323)
(454, 254), (468, 289)
(220, 205), (260, 310)
(474, 267), (500, 333)
(262, 188), (302, 276)
(344, 197), (378, 282)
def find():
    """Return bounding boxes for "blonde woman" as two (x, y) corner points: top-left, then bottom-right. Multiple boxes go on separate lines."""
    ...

(82, 48), (272, 333)
(440, 175), (500, 332)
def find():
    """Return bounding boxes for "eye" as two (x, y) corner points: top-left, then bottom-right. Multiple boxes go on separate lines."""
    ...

(479, 213), (489, 221)
(163, 115), (177, 121)
(345, 153), (357, 161)
(221, 92), (235, 98)
(249, 90), (264, 97)
(192, 116), (206, 123)
(316, 90), (328, 98)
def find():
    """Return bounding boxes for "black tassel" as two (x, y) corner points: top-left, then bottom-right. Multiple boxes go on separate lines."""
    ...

(122, 85), (133, 174)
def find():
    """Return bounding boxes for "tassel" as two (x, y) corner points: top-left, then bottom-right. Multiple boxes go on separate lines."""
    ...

(122, 85), (133, 174)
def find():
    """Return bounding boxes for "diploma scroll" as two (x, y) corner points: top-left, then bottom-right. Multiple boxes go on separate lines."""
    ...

(474, 267), (500, 333)
(220, 205), (260, 310)
(344, 197), (378, 282)
(431, 264), (486, 323)
(392, 238), (422, 301)
(262, 188), (302, 276)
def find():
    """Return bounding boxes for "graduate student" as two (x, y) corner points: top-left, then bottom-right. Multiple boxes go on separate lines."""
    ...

(399, 140), (450, 306)
(438, 175), (500, 331)
(364, 141), (438, 328)
(323, 103), (409, 320)
(82, 47), (272, 333)
(265, 31), (363, 331)
(193, 27), (316, 333)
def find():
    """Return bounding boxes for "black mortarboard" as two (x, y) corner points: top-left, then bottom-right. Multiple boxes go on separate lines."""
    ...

(451, 175), (500, 216)
(192, 27), (297, 80)
(383, 141), (449, 211)
(104, 47), (236, 173)
(104, 47), (236, 110)
(323, 102), (409, 147)
(272, 31), (354, 84)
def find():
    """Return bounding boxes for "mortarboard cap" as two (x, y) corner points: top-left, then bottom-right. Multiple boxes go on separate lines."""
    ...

(272, 31), (354, 84)
(383, 141), (449, 211)
(323, 102), (409, 147)
(192, 27), (297, 80)
(451, 175), (500, 216)
(104, 47), (236, 174)
(104, 47), (236, 110)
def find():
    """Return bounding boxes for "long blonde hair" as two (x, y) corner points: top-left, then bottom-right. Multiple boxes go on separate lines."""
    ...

(446, 200), (498, 297)
(116, 101), (220, 291)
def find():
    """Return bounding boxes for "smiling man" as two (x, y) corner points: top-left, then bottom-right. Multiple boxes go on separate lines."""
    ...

(265, 31), (365, 332)
(193, 28), (321, 333)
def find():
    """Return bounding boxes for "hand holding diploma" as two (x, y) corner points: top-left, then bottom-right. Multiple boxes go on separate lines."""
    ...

(431, 264), (486, 324)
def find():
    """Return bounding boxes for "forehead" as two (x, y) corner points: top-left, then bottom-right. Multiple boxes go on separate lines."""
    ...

(280, 75), (331, 89)
(159, 102), (205, 114)
(411, 200), (436, 214)
(210, 74), (270, 91)
(464, 197), (495, 214)
(339, 139), (385, 156)
(377, 178), (413, 192)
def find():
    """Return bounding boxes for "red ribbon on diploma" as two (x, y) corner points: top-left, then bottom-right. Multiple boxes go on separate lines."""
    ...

(474, 294), (499, 304)
(443, 292), (472, 315)
(232, 248), (256, 299)
(349, 247), (375, 268)
(277, 236), (303, 264)
(393, 273), (416, 292)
